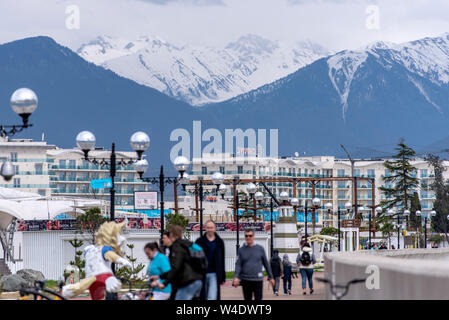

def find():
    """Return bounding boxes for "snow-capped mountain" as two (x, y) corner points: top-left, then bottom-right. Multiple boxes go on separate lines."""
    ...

(77, 34), (329, 106)
(205, 33), (449, 156)
(328, 33), (449, 120)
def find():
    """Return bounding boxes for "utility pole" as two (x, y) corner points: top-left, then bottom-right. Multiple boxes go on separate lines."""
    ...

(341, 145), (358, 219)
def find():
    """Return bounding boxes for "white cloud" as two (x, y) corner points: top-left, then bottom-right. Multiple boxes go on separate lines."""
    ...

(1, 0), (449, 52)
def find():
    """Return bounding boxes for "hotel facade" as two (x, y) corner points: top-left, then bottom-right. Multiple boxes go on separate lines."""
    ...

(0, 137), (148, 209)
(187, 153), (444, 227)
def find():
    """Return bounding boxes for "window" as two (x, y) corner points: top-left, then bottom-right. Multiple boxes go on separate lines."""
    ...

(69, 172), (76, 180)
(337, 169), (345, 177)
(13, 178), (20, 187)
(420, 169), (428, 178)
(35, 164), (43, 175)
(90, 172), (99, 180)
(367, 169), (375, 177)
(354, 169), (360, 177)
(14, 165), (19, 175)
(202, 166), (207, 175)
(338, 190), (346, 199)
(219, 166), (225, 174)
(237, 166), (243, 174)
(69, 160), (76, 168)
(10, 153), (18, 162)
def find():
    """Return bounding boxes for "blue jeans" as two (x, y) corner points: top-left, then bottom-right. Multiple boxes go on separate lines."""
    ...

(283, 278), (292, 293)
(300, 268), (314, 289)
(205, 273), (218, 300)
(175, 279), (203, 300)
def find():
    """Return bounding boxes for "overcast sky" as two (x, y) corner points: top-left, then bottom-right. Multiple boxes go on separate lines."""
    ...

(1, 0), (449, 51)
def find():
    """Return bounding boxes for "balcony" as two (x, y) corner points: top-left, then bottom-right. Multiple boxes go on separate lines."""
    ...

(15, 171), (52, 176)
(10, 158), (54, 163)
(50, 164), (135, 171)
(0, 184), (56, 188)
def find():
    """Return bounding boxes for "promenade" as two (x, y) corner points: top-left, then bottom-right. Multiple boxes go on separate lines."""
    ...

(221, 273), (325, 300)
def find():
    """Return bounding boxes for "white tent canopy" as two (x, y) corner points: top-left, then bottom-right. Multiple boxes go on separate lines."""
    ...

(0, 187), (43, 201)
(0, 188), (107, 229)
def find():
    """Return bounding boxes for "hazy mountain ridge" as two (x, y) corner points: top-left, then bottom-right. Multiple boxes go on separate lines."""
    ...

(77, 34), (329, 106)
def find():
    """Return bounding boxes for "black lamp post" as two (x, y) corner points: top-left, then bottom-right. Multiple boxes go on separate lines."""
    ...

(224, 179), (258, 254)
(75, 130), (150, 300)
(1, 88), (38, 182)
(419, 210), (436, 248)
(134, 156), (190, 239)
(262, 193), (276, 258)
(291, 197), (321, 244)
(76, 131), (150, 221)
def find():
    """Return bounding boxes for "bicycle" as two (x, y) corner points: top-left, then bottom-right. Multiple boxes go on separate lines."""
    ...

(316, 277), (366, 300)
(116, 277), (153, 300)
(19, 280), (66, 300)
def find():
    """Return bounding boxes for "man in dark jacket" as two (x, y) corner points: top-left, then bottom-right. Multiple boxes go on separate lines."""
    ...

(155, 225), (203, 300)
(195, 220), (225, 300)
(270, 249), (282, 295)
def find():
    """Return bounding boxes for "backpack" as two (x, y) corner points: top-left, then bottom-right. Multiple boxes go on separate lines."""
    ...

(188, 243), (208, 275)
(300, 251), (311, 266)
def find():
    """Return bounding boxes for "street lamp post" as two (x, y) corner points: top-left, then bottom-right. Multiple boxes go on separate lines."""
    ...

(76, 131), (150, 221)
(134, 155), (190, 238)
(373, 207), (382, 249)
(291, 197), (321, 243)
(1, 88), (38, 182)
(324, 202), (349, 252)
(255, 191), (273, 255)
(76, 130), (149, 297)
(420, 210), (436, 248)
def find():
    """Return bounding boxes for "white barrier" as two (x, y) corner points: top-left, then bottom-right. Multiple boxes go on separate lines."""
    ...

(324, 248), (449, 300)
(6, 260), (23, 274)
(21, 230), (269, 279)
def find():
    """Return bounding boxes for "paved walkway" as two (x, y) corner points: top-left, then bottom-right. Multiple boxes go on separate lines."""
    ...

(221, 273), (325, 300)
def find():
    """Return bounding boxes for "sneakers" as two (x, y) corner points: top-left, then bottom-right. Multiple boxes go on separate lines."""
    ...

(310, 289), (314, 295)
(288, 290), (292, 295)
(303, 291), (307, 295)
(275, 291), (279, 296)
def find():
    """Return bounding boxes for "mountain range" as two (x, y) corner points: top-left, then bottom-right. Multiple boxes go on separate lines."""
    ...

(77, 34), (329, 106)
(2, 34), (449, 170)
(204, 33), (449, 157)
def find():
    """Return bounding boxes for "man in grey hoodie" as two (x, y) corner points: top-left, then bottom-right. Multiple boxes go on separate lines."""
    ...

(233, 229), (275, 300)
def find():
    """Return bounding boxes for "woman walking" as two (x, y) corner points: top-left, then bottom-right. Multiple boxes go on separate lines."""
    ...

(144, 242), (172, 300)
(296, 242), (316, 295)
(281, 254), (292, 295)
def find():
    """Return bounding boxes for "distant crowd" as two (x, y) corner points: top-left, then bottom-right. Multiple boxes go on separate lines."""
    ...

(143, 221), (317, 300)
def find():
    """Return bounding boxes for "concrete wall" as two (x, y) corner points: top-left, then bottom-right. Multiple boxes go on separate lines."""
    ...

(324, 248), (449, 300)
(22, 230), (269, 280)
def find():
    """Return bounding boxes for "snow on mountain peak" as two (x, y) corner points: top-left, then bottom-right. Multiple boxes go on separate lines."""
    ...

(225, 34), (279, 56)
(327, 33), (449, 121)
(77, 34), (329, 106)
(327, 51), (368, 120)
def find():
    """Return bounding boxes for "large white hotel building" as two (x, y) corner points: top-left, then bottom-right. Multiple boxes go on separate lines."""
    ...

(0, 137), (445, 225)
(0, 137), (148, 208)
(187, 152), (445, 226)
